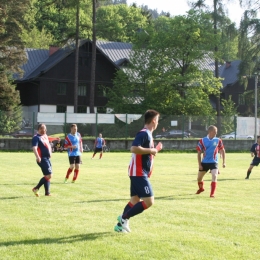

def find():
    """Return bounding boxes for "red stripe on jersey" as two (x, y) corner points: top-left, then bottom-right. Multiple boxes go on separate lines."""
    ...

(135, 154), (143, 176)
(64, 136), (73, 153)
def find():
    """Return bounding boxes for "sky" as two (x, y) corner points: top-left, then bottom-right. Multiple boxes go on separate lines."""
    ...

(127, 0), (245, 26)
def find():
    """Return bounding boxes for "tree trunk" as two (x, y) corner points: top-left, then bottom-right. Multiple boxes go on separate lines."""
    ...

(90, 0), (97, 114)
(74, 0), (80, 113)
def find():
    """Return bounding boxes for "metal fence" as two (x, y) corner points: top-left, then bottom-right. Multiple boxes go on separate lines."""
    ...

(0, 111), (259, 140)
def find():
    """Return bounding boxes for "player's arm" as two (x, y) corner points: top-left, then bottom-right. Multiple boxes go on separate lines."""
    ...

(32, 146), (41, 162)
(219, 148), (226, 168)
(131, 145), (158, 156)
(197, 151), (203, 170)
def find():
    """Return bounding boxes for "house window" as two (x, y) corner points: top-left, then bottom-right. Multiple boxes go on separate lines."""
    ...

(238, 94), (245, 105)
(78, 106), (86, 113)
(57, 83), (67, 95)
(57, 105), (66, 113)
(78, 84), (87, 96)
(97, 85), (107, 97)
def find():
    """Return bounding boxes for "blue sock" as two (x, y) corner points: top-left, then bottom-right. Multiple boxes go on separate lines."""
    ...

(123, 202), (146, 219)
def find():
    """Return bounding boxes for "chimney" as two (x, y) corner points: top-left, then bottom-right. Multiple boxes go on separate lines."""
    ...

(225, 61), (231, 68)
(49, 46), (59, 56)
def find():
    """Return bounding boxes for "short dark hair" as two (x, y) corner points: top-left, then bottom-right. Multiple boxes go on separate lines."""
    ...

(71, 124), (77, 128)
(144, 109), (160, 124)
(257, 136), (260, 139)
(37, 123), (45, 130)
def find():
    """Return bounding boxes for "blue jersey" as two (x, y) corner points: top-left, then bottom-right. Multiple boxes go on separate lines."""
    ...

(197, 136), (224, 163)
(95, 137), (105, 148)
(128, 128), (154, 177)
(250, 143), (260, 158)
(64, 132), (82, 157)
(32, 134), (51, 159)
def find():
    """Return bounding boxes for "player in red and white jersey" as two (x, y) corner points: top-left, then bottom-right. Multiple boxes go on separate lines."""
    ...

(114, 109), (162, 233)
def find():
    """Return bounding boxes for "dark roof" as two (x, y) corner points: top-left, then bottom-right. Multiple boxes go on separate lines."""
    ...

(219, 60), (241, 88)
(17, 40), (133, 82)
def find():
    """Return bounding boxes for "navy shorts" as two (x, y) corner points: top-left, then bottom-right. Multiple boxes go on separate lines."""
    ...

(200, 163), (218, 172)
(69, 156), (81, 164)
(251, 158), (260, 166)
(37, 157), (52, 175)
(130, 176), (154, 198)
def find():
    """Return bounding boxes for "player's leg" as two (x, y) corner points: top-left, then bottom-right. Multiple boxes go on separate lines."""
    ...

(99, 149), (103, 159)
(245, 164), (255, 179)
(210, 169), (218, 198)
(72, 156), (80, 183)
(64, 156), (75, 183)
(196, 170), (207, 194)
(91, 148), (97, 159)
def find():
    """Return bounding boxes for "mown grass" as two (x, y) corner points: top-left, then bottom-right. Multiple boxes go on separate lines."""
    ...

(0, 152), (259, 260)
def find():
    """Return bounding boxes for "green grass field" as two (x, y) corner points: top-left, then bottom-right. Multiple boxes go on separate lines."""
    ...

(1, 152), (260, 260)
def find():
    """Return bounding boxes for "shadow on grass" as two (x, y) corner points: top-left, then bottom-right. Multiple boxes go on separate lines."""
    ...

(0, 232), (111, 247)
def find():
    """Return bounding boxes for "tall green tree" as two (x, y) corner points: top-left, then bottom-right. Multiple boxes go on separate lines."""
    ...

(108, 11), (223, 115)
(0, 0), (31, 133)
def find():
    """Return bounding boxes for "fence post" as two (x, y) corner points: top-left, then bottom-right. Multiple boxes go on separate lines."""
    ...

(96, 113), (98, 137)
(126, 114), (128, 138)
(32, 112), (35, 136)
(64, 112), (67, 137)
(182, 114), (185, 139)
(234, 115), (237, 140)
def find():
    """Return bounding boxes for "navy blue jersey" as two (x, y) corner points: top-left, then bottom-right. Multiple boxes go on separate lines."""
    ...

(250, 143), (260, 158)
(128, 128), (154, 177)
(32, 134), (51, 159)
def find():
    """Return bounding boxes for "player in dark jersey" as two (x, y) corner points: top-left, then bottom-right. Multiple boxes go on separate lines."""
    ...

(245, 136), (260, 179)
(64, 124), (83, 183)
(196, 125), (226, 198)
(91, 133), (105, 159)
(114, 109), (163, 233)
(32, 124), (52, 197)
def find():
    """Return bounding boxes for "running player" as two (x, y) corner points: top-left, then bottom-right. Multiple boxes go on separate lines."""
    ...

(245, 135), (260, 179)
(32, 124), (53, 196)
(64, 124), (83, 183)
(114, 109), (163, 233)
(196, 125), (226, 198)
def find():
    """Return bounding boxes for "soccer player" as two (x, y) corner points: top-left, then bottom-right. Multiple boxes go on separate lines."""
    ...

(91, 133), (105, 159)
(245, 135), (260, 179)
(32, 124), (53, 197)
(64, 124), (83, 183)
(114, 109), (163, 233)
(196, 125), (226, 198)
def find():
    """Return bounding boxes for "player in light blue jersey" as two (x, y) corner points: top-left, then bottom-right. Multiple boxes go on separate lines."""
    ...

(196, 125), (226, 198)
(91, 133), (105, 159)
(64, 124), (83, 183)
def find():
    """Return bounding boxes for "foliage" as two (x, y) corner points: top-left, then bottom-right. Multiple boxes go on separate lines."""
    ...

(108, 11), (223, 115)
(96, 4), (149, 42)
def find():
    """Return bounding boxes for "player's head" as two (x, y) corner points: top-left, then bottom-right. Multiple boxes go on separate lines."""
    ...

(38, 123), (47, 135)
(99, 133), (102, 138)
(208, 125), (217, 137)
(257, 135), (260, 141)
(71, 124), (77, 134)
(144, 109), (160, 130)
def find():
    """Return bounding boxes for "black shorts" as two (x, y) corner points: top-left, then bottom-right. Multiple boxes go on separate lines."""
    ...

(69, 156), (81, 165)
(94, 147), (103, 153)
(251, 158), (260, 166)
(200, 163), (218, 172)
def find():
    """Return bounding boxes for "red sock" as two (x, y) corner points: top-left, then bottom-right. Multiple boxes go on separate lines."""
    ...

(210, 182), (217, 197)
(99, 153), (102, 159)
(198, 181), (204, 190)
(66, 168), (73, 179)
(73, 169), (79, 181)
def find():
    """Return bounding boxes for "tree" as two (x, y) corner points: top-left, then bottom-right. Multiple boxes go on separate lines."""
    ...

(96, 4), (149, 42)
(107, 11), (223, 115)
(0, 0), (31, 133)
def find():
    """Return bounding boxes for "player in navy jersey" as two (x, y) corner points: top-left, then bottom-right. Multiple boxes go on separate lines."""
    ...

(196, 125), (226, 198)
(32, 124), (53, 196)
(64, 124), (83, 183)
(91, 133), (105, 159)
(245, 136), (260, 179)
(114, 109), (163, 233)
